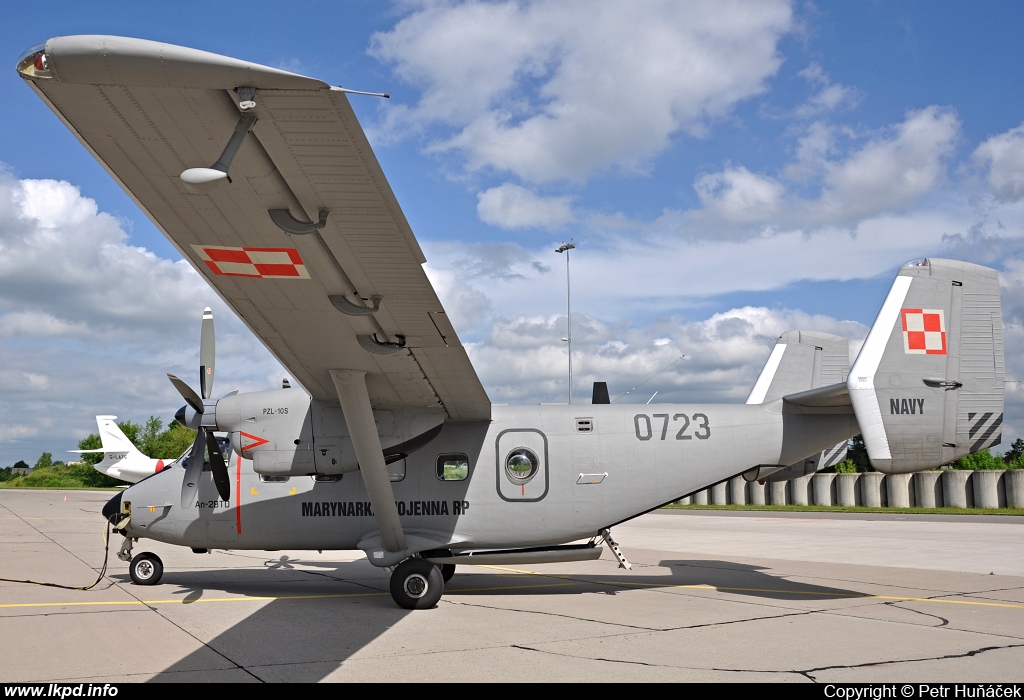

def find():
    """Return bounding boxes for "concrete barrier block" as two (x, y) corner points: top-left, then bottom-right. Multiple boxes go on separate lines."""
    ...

(748, 480), (767, 505)
(972, 470), (1003, 509)
(886, 472), (913, 508)
(914, 471), (943, 508)
(674, 495), (691, 505)
(692, 489), (708, 505)
(836, 473), (859, 506)
(942, 469), (971, 508)
(860, 472), (885, 507)
(770, 481), (787, 505)
(711, 482), (728, 505)
(729, 476), (747, 505)
(789, 475), (812, 506)
(812, 473), (836, 506)
(1006, 470), (1024, 508)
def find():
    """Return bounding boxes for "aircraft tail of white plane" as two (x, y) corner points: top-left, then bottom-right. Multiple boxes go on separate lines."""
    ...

(783, 258), (1004, 474)
(69, 416), (167, 483)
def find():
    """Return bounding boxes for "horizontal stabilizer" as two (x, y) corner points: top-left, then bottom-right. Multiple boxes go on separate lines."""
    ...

(782, 382), (852, 410)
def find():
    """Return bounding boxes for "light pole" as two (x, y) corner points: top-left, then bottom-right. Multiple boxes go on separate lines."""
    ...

(555, 240), (575, 404)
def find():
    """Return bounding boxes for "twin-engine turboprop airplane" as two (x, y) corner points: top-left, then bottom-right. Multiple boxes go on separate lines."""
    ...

(18, 36), (1005, 609)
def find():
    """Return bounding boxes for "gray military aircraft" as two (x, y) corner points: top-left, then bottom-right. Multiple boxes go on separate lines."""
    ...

(17, 36), (1005, 609)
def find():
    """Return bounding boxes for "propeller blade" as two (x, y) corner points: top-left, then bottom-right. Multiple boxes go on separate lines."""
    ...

(168, 373), (204, 413)
(206, 431), (230, 502)
(200, 307), (215, 400)
(180, 426), (207, 508)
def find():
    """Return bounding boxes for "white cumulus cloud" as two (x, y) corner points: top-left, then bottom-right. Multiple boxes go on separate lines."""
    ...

(371, 0), (794, 183)
(973, 122), (1024, 202)
(476, 183), (574, 229)
(0, 170), (284, 465)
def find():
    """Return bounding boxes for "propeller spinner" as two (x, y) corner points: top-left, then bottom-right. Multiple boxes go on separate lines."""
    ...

(169, 307), (230, 507)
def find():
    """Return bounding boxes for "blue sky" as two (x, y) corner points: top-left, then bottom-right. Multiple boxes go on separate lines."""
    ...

(2, 1), (1024, 464)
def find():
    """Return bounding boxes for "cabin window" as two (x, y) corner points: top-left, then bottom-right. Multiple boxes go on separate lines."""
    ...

(505, 448), (538, 483)
(436, 453), (469, 481)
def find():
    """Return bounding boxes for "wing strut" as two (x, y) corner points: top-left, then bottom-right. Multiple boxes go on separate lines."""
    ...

(329, 369), (406, 553)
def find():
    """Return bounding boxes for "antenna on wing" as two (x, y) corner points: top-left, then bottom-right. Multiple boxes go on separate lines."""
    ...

(332, 86), (390, 98)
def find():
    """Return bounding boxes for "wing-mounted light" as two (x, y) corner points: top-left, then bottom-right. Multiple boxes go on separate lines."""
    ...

(16, 43), (53, 80)
(180, 111), (257, 192)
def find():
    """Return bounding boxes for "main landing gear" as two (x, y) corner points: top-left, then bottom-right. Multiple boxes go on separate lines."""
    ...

(389, 558), (453, 609)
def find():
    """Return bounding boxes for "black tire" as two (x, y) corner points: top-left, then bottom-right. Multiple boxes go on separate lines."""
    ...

(439, 563), (456, 583)
(390, 558), (444, 609)
(129, 552), (163, 586)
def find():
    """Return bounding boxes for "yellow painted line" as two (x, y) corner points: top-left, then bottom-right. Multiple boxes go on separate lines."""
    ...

(0, 581), (580, 610)
(447, 582), (580, 594)
(3, 573), (1020, 611)
(0, 591), (388, 609)
(477, 564), (574, 578)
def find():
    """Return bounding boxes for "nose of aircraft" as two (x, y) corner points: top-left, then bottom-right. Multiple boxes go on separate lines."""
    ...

(101, 490), (122, 523)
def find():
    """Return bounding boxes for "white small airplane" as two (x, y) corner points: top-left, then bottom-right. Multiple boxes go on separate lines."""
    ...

(71, 415), (228, 483)
(69, 416), (170, 483)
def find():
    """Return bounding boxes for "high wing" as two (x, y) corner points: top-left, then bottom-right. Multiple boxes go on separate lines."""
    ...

(21, 36), (490, 421)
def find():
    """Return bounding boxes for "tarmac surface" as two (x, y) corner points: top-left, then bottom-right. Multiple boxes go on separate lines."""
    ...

(2, 489), (1023, 683)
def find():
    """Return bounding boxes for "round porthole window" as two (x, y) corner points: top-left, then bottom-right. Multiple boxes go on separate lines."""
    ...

(505, 448), (538, 482)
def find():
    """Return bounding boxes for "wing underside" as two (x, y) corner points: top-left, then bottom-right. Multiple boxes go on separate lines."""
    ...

(25, 36), (490, 420)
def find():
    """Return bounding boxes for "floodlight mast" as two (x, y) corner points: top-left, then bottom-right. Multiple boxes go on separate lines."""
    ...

(556, 240), (576, 404)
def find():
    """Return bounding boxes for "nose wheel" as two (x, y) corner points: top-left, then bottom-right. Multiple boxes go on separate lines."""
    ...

(129, 552), (164, 586)
(389, 558), (443, 609)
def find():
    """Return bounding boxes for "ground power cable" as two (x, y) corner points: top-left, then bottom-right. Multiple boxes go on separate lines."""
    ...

(0, 517), (113, 591)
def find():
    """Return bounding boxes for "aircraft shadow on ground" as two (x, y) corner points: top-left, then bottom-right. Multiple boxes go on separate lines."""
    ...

(443, 558), (866, 602)
(108, 555), (865, 681)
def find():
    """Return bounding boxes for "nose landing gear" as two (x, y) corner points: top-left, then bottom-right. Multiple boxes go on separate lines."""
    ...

(129, 552), (164, 586)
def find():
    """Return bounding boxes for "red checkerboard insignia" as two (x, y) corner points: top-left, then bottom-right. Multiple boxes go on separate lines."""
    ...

(901, 308), (946, 355)
(191, 245), (309, 279)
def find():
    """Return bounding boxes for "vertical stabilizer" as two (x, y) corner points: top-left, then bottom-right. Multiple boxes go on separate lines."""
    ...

(95, 416), (141, 455)
(848, 258), (1003, 473)
(747, 331), (849, 404)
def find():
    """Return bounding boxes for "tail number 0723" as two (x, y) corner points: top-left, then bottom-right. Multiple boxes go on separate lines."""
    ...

(634, 413), (710, 441)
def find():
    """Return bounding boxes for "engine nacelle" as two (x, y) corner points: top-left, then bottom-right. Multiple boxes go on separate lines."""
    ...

(216, 389), (444, 477)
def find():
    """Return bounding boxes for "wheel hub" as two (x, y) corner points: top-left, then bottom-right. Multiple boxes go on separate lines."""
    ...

(404, 574), (427, 598)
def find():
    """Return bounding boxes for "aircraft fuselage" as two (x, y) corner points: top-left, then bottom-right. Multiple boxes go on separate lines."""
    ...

(119, 401), (856, 554)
